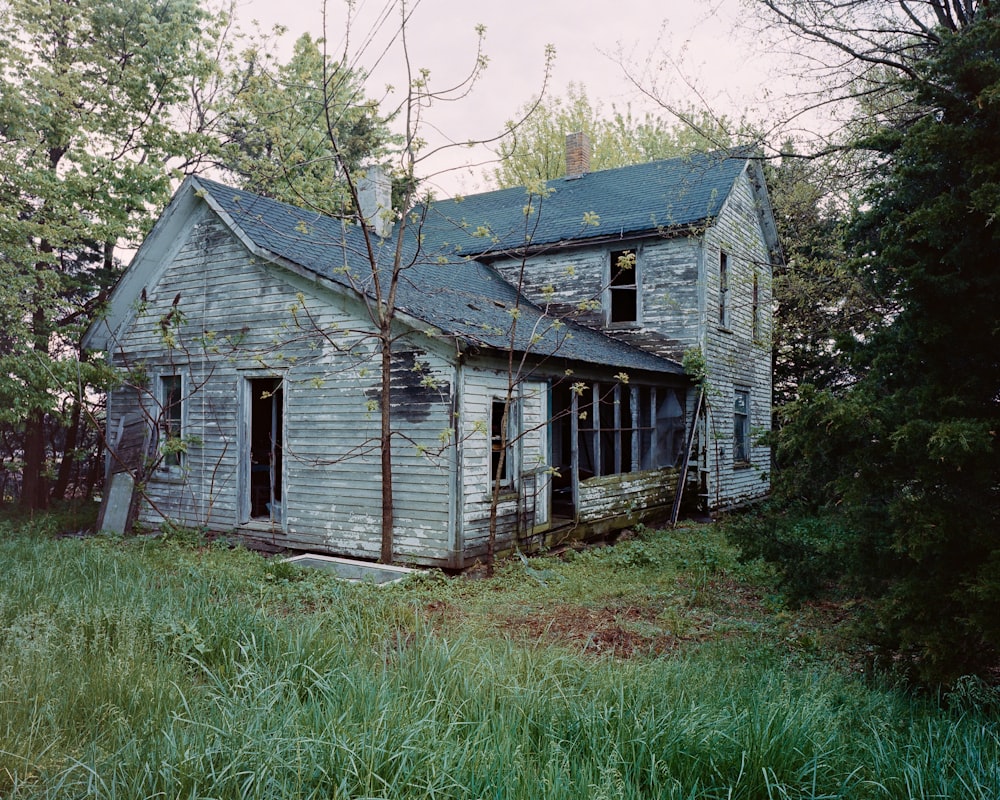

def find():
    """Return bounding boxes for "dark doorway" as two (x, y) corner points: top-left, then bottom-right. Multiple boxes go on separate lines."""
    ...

(550, 382), (576, 518)
(249, 378), (283, 520)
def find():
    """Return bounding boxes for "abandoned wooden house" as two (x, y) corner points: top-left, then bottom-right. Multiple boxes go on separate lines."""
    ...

(83, 139), (779, 568)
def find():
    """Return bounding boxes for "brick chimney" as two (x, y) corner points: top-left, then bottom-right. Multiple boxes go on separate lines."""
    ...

(565, 131), (591, 177)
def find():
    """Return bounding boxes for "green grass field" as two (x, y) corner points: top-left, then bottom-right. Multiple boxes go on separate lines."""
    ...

(1, 510), (997, 798)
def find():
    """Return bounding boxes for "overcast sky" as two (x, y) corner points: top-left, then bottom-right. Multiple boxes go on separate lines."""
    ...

(236, 0), (784, 194)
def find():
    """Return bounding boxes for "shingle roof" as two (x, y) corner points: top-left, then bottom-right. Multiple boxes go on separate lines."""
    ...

(191, 151), (750, 378)
(419, 149), (751, 257)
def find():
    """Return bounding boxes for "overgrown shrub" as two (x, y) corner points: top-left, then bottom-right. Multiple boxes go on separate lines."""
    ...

(724, 504), (853, 603)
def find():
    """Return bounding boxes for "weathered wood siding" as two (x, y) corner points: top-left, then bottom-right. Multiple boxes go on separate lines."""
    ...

(577, 467), (679, 524)
(106, 206), (459, 566)
(492, 238), (702, 361)
(492, 166), (773, 510)
(457, 368), (548, 565)
(699, 167), (773, 507)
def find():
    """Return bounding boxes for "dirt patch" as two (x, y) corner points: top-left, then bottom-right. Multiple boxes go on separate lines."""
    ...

(498, 603), (679, 658)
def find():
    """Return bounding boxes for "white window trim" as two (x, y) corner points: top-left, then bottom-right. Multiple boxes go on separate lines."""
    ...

(605, 245), (642, 328)
(156, 371), (186, 477)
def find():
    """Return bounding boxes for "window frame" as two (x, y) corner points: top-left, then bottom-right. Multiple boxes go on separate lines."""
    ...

(490, 397), (517, 492)
(606, 247), (641, 327)
(576, 383), (684, 478)
(733, 387), (751, 467)
(158, 373), (185, 473)
(718, 250), (730, 329)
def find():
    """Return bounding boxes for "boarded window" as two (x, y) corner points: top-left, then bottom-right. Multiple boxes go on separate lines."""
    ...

(608, 248), (638, 324)
(734, 388), (751, 465)
(159, 374), (183, 469)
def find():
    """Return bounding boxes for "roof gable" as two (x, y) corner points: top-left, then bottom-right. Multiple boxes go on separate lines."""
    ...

(88, 148), (772, 379)
(88, 176), (685, 377)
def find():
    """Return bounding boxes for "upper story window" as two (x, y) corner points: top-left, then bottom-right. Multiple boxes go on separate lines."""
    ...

(751, 269), (761, 343)
(159, 374), (184, 470)
(607, 248), (638, 325)
(718, 250), (730, 328)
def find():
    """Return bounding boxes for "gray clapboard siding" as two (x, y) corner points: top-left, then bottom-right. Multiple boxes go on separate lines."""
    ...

(109, 213), (460, 565)
(698, 168), (773, 507)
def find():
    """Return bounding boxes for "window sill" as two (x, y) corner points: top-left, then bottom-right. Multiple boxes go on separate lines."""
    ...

(156, 468), (186, 483)
(733, 461), (752, 470)
(606, 321), (642, 330)
(717, 326), (734, 335)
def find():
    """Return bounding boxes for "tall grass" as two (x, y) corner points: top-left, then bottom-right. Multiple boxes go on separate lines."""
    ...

(1, 517), (997, 798)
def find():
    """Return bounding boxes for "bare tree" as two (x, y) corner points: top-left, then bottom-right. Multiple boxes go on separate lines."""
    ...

(288, 0), (554, 563)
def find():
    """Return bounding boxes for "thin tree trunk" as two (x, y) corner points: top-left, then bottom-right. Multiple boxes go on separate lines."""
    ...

(52, 398), (82, 500)
(21, 409), (48, 510)
(379, 331), (394, 564)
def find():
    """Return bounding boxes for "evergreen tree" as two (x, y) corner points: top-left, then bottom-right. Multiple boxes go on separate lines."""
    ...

(765, 12), (1000, 682)
(841, 15), (1000, 680)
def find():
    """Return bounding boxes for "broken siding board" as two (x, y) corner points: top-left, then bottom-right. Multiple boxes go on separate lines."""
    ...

(576, 467), (679, 523)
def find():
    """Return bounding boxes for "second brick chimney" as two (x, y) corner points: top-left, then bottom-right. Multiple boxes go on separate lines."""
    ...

(565, 131), (591, 177)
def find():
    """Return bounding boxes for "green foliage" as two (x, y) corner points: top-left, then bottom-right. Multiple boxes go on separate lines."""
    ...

(0, 0), (232, 507)
(764, 149), (880, 406)
(218, 33), (391, 211)
(764, 15), (1000, 685)
(681, 346), (708, 385)
(1, 518), (999, 798)
(491, 84), (746, 188)
(725, 504), (855, 603)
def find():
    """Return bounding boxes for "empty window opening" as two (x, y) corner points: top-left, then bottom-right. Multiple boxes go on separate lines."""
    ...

(249, 378), (283, 519)
(577, 384), (682, 478)
(751, 270), (761, 342)
(609, 248), (638, 324)
(719, 251), (729, 327)
(159, 374), (183, 470)
(490, 398), (513, 490)
(550, 383), (576, 517)
(734, 388), (751, 465)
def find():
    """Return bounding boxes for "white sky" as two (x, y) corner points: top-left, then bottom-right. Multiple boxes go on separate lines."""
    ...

(235, 0), (787, 194)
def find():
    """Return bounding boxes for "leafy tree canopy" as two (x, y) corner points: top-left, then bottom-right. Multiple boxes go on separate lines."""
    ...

(490, 84), (746, 188)
(767, 11), (1000, 684)
(218, 33), (392, 213)
(0, 0), (231, 507)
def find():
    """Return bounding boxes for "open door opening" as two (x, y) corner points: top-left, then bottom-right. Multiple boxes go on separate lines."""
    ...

(249, 377), (283, 521)
(550, 382), (576, 520)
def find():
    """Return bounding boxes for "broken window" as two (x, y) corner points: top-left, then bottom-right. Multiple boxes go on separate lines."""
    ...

(158, 374), (183, 470)
(608, 248), (638, 324)
(734, 387), (751, 465)
(718, 250), (730, 327)
(576, 384), (679, 478)
(654, 388), (686, 468)
(491, 398), (514, 489)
